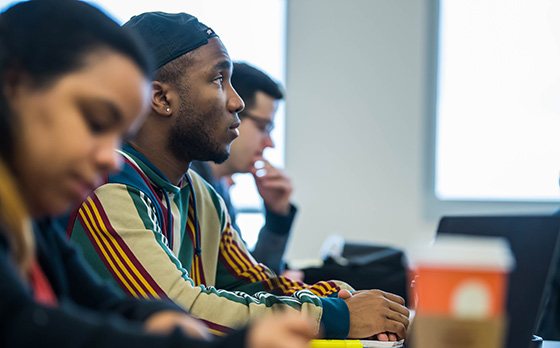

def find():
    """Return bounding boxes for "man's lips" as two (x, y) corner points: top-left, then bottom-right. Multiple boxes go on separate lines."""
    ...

(229, 120), (241, 129)
(228, 121), (241, 138)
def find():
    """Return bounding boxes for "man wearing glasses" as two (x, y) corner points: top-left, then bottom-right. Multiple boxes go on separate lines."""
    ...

(191, 62), (296, 276)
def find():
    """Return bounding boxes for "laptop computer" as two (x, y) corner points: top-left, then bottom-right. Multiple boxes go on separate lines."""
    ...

(437, 215), (560, 348)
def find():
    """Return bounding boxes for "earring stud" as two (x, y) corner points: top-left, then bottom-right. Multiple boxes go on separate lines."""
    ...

(166, 107), (170, 112)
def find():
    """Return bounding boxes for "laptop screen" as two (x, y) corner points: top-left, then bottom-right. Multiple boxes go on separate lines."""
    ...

(437, 215), (560, 348)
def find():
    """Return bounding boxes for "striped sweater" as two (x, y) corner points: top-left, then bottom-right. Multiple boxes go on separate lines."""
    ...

(66, 145), (352, 338)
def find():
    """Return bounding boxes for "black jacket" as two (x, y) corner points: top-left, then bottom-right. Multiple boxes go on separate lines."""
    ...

(0, 219), (246, 347)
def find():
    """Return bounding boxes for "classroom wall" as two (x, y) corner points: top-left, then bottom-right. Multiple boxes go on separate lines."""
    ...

(283, 0), (559, 261)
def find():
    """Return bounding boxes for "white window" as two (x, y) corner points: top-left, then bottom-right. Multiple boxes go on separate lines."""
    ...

(436, 0), (560, 202)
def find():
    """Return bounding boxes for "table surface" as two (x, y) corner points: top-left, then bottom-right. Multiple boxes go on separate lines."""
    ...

(544, 342), (560, 348)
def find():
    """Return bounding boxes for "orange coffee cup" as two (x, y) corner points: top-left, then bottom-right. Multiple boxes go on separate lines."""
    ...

(409, 235), (515, 319)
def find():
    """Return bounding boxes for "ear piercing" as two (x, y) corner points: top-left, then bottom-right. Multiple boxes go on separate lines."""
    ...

(166, 107), (170, 112)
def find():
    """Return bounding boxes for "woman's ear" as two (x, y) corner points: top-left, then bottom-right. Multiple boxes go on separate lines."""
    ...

(3, 69), (22, 98)
(3, 69), (31, 110)
(151, 80), (176, 117)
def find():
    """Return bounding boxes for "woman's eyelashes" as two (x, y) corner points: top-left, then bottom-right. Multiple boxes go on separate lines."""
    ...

(83, 109), (114, 134)
(79, 100), (120, 135)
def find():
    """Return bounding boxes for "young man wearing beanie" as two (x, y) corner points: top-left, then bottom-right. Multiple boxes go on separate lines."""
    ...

(191, 62), (296, 276)
(64, 12), (409, 341)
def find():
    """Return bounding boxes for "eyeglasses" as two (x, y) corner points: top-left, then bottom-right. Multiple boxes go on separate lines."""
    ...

(240, 112), (275, 134)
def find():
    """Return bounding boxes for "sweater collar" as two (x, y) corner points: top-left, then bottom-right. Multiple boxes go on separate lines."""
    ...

(121, 144), (182, 194)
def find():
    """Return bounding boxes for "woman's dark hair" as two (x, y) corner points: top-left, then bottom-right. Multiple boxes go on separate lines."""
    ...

(0, 0), (153, 166)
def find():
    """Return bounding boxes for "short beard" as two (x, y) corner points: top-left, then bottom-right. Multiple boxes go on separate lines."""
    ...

(168, 124), (230, 164)
(167, 90), (230, 164)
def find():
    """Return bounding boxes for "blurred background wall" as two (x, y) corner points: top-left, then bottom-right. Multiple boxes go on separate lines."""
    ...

(284, 0), (559, 261)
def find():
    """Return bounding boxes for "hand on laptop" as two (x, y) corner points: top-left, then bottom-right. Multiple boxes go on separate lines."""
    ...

(374, 332), (399, 342)
(338, 289), (410, 340)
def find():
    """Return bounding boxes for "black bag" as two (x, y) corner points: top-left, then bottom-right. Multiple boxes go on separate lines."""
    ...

(301, 242), (409, 301)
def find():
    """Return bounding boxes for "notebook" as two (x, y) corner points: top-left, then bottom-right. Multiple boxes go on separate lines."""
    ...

(310, 339), (404, 347)
(436, 215), (560, 348)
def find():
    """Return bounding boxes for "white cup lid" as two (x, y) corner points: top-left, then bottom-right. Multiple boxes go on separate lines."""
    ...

(409, 234), (515, 271)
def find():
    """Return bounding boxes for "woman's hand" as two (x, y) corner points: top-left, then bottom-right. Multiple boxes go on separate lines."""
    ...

(144, 310), (211, 341)
(247, 311), (316, 348)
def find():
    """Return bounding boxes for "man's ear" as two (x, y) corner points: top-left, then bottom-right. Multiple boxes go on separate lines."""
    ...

(151, 80), (177, 117)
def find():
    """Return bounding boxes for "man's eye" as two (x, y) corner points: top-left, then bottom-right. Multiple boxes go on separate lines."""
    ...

(213, 76), (224, 86)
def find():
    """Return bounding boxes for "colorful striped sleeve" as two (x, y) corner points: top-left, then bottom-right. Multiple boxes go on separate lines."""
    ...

(69, 183), (344, 337)
(215, 215), (354, 298)
(188, 170), (355, 300)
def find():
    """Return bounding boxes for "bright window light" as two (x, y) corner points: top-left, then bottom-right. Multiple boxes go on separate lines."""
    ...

(436, 0), (560, 201)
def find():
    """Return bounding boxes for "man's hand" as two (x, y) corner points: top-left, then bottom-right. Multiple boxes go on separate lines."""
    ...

(251, 159), (293, 215)
(144, 310), (211, 341)
(338, 289), (410, 340)
(247, 311), (316, 348)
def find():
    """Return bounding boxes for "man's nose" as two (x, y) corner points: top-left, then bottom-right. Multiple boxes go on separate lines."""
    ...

(263, 132), (275, 149)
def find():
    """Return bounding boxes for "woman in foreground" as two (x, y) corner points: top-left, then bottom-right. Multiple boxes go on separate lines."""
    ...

(0, 1), (314, 347)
